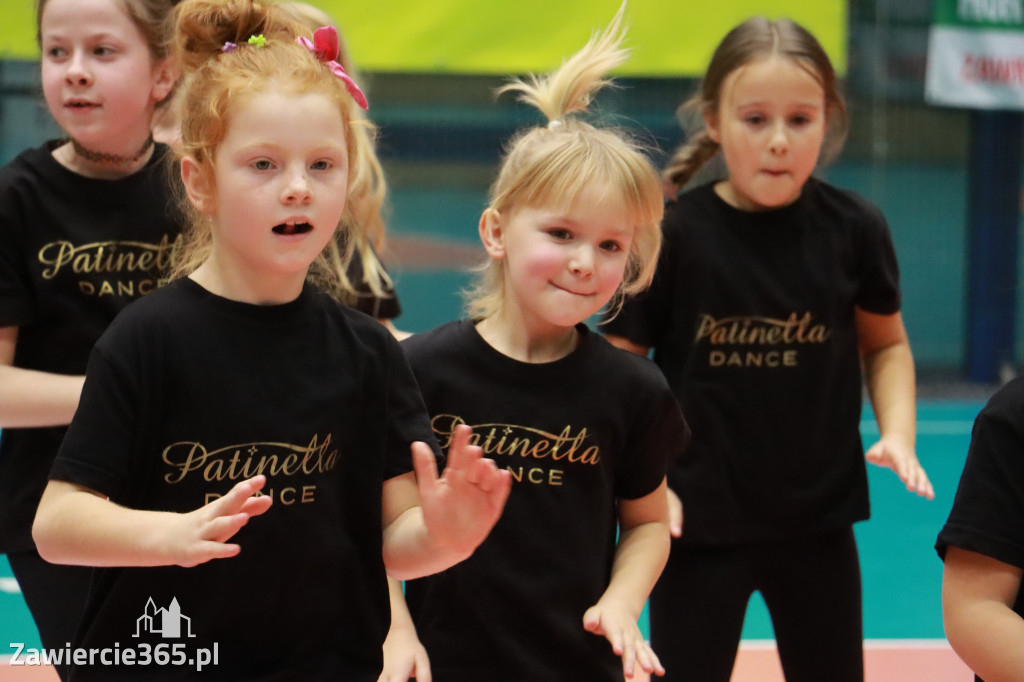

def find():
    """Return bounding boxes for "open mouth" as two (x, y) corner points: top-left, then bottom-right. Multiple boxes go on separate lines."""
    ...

(66, 101), (97, 109)
(272, 222), (313, 236)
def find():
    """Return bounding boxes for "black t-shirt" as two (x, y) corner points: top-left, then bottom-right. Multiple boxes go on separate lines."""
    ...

(601, 178), (901, 544)
(401, 320), (689, 682)
(936, 378), (1024, 682)
(0, 141), (181, 552)
(49, 278), (436, 681)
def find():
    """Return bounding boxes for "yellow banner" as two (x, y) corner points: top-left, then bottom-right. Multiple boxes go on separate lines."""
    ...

(5, 0), (846, 76)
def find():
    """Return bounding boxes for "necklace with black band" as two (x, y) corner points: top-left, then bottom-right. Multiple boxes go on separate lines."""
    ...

(70, 134), (154, 167)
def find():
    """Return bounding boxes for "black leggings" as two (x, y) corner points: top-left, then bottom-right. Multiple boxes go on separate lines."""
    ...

(649, 526), (863, 682)
(7, 548), (92, 682)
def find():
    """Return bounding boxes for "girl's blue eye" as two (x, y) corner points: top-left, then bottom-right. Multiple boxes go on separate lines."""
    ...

(93, 46), (115, 57)
(253, 159), (273, 171)
(46, 47), (67, 59)
(311, 160), (331, 171)
(601, 241), (623, 253)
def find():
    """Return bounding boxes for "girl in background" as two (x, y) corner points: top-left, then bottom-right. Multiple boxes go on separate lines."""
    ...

(603, 16), (933, 682)
(32, 1), (509, 679)
(0, 0), (179, 672)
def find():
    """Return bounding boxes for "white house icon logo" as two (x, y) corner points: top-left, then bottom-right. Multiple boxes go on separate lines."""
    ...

(133, 597), (196, 638)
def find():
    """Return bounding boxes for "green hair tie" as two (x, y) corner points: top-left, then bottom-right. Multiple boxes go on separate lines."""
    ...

(247, 34), (267, 48)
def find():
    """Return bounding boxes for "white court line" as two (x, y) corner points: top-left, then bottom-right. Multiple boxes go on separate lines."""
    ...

(861, 421), (974, 435)
(0, 577), (20, 594)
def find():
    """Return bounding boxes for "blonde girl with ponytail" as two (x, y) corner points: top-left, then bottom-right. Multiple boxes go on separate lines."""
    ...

(388, 5), (689, 681)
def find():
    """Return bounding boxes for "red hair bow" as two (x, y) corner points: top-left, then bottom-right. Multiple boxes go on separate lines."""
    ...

(297, 26), (369, 110)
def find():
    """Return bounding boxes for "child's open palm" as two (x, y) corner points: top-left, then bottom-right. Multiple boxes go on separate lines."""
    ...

(583, 598), (665, 679)
(865, 436), (934, 499)
(172, 475), (274, 567)
(410, 425), (511, 561)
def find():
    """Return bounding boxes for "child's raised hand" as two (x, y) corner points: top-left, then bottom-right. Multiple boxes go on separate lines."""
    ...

(172, 475), (273, 567)
(583, 599), (665, 679)
(865, 436), (934, 499)
(410, 424), (511, 561)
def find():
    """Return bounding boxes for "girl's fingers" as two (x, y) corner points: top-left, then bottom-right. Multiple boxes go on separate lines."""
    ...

(205, 512), (251, 543)
(197, 539), (241, 562)
(917, 469), (935, 499)
(607, 627), (623, 655)
(638, 642), (663, 674)
(414, 653), (433, 682)
(482, 460), (508, 493)
(209, 475), (267, 518)
(621, 635), (636, 677)
(446, 425), (472, 472)
(411, 441), (440, 498)
(924, 477), (935, 499)
(238, 494), (273, 517)
(467, 456), (501, 488)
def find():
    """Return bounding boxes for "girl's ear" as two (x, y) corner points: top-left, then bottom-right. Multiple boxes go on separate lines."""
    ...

(478, 208), (506, 260)
(181, 156), (213, 216)
(703, 107), (722, 144)
(151, 57), (179, 105)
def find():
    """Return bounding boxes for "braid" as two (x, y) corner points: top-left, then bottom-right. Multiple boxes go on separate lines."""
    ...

(662, 131), (720, 193)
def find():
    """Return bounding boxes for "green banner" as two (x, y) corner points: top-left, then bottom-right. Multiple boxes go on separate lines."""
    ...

(926, 0), (1024, 109)
(3, 0), (846, 76)
(933, 0), (1024, 30)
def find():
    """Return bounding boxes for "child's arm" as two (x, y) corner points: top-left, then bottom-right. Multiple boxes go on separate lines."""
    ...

(381, 424), (511, 580)
(32, 476), (273, 567)
(583, 478), (671, 679)
(856, 309), (934, 499)
(943, 546), (1024, 681)
(666, 487), (683, 538)
(378, 577), (432, 682)
(0, 326), (84, 427)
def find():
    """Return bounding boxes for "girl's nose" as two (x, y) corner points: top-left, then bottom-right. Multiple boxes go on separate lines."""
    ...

(768, 122), (789, 155)
(569, 245), (595, 277)
(65, 52), (92, 87)
(282, 170), (313, 204)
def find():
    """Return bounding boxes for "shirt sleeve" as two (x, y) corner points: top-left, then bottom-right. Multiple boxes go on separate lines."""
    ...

(383, 332), (442, 480)
(936, 388), (1024, 569)
(0, 166), (34, 327)
(854, 201), (902, 315)
(615, 369), (690, 501)
(49, 343), (140, 500)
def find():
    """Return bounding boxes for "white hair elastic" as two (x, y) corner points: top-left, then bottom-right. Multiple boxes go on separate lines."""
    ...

(548, 120), (564, 130)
